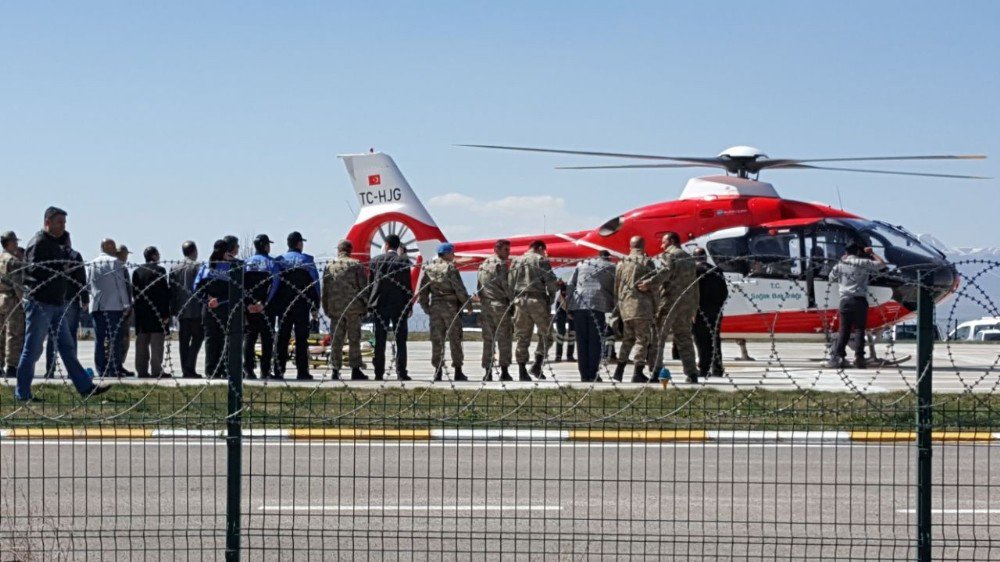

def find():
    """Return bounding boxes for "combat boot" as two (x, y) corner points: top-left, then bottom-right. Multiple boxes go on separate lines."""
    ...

(630, 364), (649, 384)
(566, 344), (575, 362)
(612, 362), (627, 382)
(554, 343), (563, 362)
(433, 367), (444, 382)
(454, 368), (468, 382)
(330, 369), (340, 380)
(500, 365), (513, 381)
(518, 363), (532, 381)
(483, 370), (494, 382)
(350, 367), (368, 381)
(530, 355), (546, 379)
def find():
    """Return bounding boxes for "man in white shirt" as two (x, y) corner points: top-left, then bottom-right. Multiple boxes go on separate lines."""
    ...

(88, 239), (132, 377)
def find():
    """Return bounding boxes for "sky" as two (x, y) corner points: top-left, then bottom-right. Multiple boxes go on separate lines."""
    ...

(1, 1), (997, 261)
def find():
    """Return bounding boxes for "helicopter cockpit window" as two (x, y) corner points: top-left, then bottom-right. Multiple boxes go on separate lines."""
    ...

(598, 216), (623, 236)
(807, 227), (852, 278)
(747, 232), (799, 278)
(706, 237), (749, 274)
(843, 219), (943, 269)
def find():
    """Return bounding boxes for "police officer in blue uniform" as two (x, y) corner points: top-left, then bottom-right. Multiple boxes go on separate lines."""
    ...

(275, 231), (320, 380)
(243, 234), (280, 379)
(194, 239), (243, 379)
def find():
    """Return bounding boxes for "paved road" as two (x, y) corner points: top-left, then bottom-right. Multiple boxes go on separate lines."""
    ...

(3, 340), (998, 394)
(2, 440), (999, 560)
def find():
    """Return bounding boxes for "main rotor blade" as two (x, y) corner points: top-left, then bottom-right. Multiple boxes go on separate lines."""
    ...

(457, 144), (724, 167)
(771, 154), (987, 165)
(555, 163), (707, 170)
(779, 163), (992, 180)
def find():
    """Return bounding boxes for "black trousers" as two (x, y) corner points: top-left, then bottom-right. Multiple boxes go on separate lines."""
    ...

(178, 317), (204, 377)
(833, 296), (869, 360)
(572, 309), (605, 382)
(373, 310), (408, 377)
(202, 308), (227, 379)
(693, 309), (724, 377)
(244, 312), (274, 377)
(276, 305), (311, 377)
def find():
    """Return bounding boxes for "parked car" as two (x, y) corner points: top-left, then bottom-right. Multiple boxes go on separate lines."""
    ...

(947, 317), (1000, 341)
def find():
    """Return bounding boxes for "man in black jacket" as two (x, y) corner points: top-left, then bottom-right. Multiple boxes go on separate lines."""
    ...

(43, 232), (89, 378)
(692, 248), (729, 378)
(13, 207), (110, 401)
(132, 247), (171, 378)
(368, 234), (412, 381)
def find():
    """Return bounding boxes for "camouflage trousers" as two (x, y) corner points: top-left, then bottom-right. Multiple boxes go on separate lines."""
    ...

(513, 296), (553, 365)
(330, 309), (364, 371)
(0, 294), (25, 370)
(429, 301), (464, 369)
(479, 300), (513, 369)
(652, 303), (698, 376)
(619, 317), (653, 367)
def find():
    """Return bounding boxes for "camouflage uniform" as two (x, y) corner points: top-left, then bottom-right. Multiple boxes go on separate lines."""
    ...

(651, 246), (700, 377)
(477, 254), (513, 370)
(0, 250), (25, 373)
(614, 249), (656, 368)
(322, 253), (368, 372)
(509, 251), (559, 367)
(418, 257), (470, 370)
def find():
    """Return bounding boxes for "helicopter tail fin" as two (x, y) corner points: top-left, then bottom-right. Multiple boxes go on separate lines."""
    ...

(340, 151), (446, 263)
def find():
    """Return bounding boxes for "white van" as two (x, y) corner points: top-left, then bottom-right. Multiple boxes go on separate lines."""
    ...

(947, 317), (1000, 341)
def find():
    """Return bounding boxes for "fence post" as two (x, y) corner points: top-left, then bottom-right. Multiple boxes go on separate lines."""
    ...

(916, 269), (934, 562)
(225, 263), (245, 561)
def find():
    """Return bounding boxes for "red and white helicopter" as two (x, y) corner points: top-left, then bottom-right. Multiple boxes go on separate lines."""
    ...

(340, 145), (986, 340)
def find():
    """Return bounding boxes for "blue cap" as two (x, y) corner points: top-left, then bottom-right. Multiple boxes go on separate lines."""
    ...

(437, 242), (455, 255)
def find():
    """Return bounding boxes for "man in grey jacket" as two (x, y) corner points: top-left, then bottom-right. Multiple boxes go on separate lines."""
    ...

(170, 241), (203, 378)
(825, 243), (887, 369)
(566, 250), (616, 382)
(88, 238), (132, 377)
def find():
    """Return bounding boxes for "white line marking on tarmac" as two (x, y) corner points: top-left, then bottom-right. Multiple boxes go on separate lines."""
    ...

(259, 505), (562, 513)
(897, 509), (1000, 514)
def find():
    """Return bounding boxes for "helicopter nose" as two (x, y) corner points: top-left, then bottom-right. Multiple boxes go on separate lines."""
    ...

(892, 260), (957, 311)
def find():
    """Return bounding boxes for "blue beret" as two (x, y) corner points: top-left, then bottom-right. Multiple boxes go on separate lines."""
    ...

(437, 242), (455, 254)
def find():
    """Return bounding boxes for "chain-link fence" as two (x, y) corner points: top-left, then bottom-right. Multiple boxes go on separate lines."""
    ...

(1, 250), (998, 560)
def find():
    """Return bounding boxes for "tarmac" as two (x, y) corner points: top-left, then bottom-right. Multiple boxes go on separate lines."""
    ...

(1, 440), (997, 560)
(3, 339), (998, 394)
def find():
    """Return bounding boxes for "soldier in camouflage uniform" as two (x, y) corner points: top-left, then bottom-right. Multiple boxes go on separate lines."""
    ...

(418, 243), (472, 381)
(509, 240), (560, 381)
(0, 232), (25, 379)
(322, 240), (369, 380)
(476, 239), (514, 381)
(613, 236), (657, 383)
(644, 232), (700, 383)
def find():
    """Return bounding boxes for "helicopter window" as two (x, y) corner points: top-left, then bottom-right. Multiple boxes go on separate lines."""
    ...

(807, 228), (853, 278)
(598, 216), (623, 236)
(747, 232), (799, 278)
(706, 237), (749, 274)
(842, 219), (942, 269)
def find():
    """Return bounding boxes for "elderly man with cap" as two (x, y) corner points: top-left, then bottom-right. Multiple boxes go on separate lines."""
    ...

(13, 207), (110, 401)
(115, 243), (135, 374)
(418, 242), (472, 381)
(170, 241), (204, 378)
(322, 239), (369, 380)
(509, 240), (560, 381)
(88, 238), (132, 377)
(243, 234), (281, 379)
(275, 231), (320, 380)
(0, 230), (25, 378)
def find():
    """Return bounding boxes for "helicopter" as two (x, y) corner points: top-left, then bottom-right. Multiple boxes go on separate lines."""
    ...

(339, 145), (987, 340)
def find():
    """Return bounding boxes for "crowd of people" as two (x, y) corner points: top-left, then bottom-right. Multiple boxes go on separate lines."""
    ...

(0, 206), (888, 402)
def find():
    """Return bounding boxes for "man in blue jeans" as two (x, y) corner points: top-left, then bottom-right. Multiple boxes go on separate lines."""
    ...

(44, 232), (88, 378)
(14, 207), (111, 401)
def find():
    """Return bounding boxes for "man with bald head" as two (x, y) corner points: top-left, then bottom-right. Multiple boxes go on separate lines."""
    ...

(88, 237), (132, 377)
(613, 236), (657, 383)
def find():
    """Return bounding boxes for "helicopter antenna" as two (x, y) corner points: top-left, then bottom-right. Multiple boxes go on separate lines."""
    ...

(345, 198), (358, 218)
(836, 186), (844, 210)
